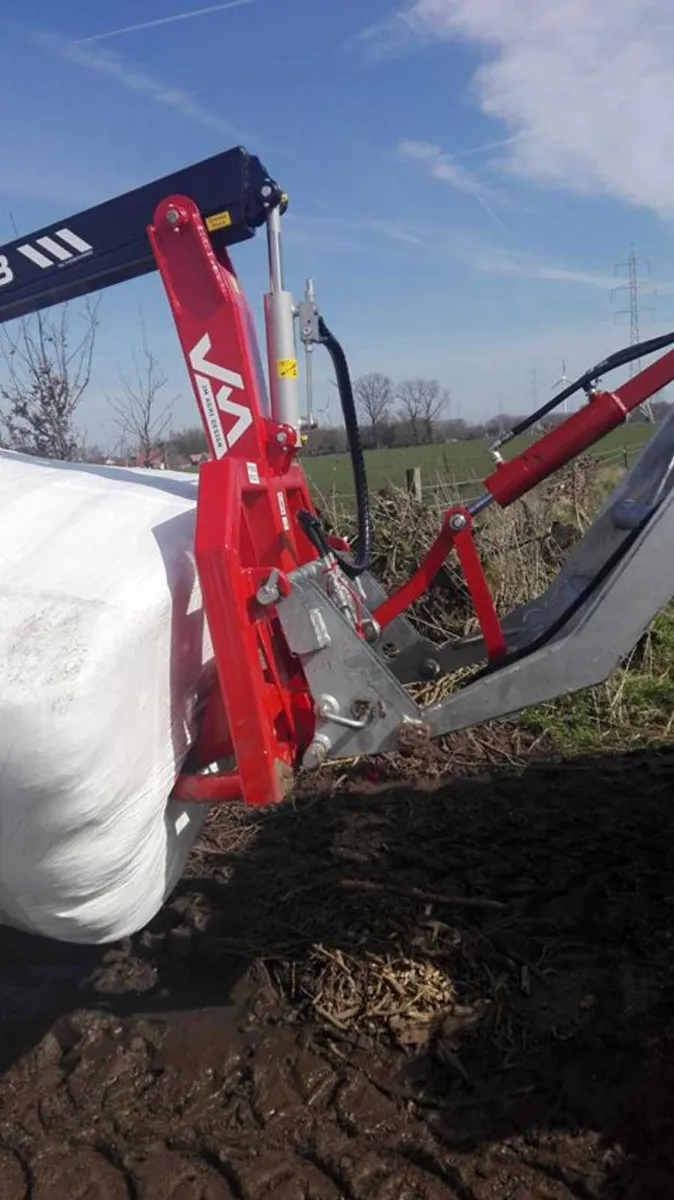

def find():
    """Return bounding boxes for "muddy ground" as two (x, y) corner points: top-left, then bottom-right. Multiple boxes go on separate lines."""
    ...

(0, 734), (673, 1199)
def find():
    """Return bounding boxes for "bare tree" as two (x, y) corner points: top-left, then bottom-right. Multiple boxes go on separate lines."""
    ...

(354, 373), (393, 448)
(419, 381), (449, 443)
(107, 332), (175, 467)
(442, 417), (469, 440)
(397, 378), (449, 444)
(166, 425), (209, 460)
(396, 379), (424, 444)
(304, 423), (348, 455)
(0, 299), (100, 460)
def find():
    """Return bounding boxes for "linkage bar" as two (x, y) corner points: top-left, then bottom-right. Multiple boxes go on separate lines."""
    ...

(374, 505), (506, 661)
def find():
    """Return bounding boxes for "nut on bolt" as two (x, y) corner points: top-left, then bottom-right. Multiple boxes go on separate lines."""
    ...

(448, 512), (467, 532)
(302, 734), (331, 770)
(166, 206), (185, 228)
(420, 657), (441, 680)
(396, 718), (433, 751)
(317, 694), (339, 720)
(256, 569), (281, 606)
(361, 615), (381, 644)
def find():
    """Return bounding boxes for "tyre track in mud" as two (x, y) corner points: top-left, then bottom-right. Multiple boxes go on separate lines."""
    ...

(0, 741), (673, 1199)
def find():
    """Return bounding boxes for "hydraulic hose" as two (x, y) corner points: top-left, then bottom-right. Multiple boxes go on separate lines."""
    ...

(496, 328), (674, 449)
(300, 316), (372, 578)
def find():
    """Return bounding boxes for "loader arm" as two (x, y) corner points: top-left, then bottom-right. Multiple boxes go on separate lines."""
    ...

(0, 146), (284, 324)
(5, 143), (674, 808)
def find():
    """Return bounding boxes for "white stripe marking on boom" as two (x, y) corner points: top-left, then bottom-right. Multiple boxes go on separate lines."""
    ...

(54, 228), (93, 254)
(37, 236), (73, 262)
(17, 244), (53, 268)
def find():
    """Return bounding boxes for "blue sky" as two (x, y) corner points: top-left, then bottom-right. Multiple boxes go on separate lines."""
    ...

(2, 0), (674, 446)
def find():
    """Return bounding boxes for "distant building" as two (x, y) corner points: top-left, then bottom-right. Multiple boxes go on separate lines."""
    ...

(134, 449), (166, 469)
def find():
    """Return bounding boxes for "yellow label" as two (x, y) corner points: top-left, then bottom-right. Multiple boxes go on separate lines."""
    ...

(277, 358), (298, 378)
(205, 209), (232, 232)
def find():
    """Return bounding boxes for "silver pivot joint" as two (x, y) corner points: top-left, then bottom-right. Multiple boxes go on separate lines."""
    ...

(297, 278), (320, 438)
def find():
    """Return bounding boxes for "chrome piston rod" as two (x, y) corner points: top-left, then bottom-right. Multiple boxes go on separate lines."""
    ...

(263, 205), (301, 433)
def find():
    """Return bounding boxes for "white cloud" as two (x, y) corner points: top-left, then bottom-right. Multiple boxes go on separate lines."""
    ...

(74, 1), (254, 46)
(284, 211), (428, 252)
(350, 8), (430, 59)
(361, 218), (425, 245)
(399, 139), (507, 229)
(32, 29), (244, 136)
(450, 134), (521, 161)
(471, 246), (619, 289)
(342, 316), (632, 417)
(0, 164), (130, 209)
(363, 0), (674, 218)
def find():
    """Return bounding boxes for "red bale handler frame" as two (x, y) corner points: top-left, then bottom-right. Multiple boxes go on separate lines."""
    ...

(3, 146), (674, 807)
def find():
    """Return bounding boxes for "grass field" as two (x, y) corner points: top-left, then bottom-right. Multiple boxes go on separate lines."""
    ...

(302, 422), (653, 499)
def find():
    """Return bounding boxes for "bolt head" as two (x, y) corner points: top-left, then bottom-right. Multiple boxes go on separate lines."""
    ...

(257, 586), (279, 606)
(276, 430), (288, 444)
(420, 657), (442, 680)
(302, 736), (331, 770)
(449, 512), (467, 532)
(316, 695), (338, 720)
(166, 207), (181, 226)
(362, 617), (380, 644)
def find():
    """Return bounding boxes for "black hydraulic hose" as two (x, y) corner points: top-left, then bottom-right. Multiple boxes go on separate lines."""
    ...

(498, 328), (674, 448)
(299, 316), (372, 578)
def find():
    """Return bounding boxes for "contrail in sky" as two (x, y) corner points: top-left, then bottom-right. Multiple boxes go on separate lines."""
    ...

(74, 0), (254, 45)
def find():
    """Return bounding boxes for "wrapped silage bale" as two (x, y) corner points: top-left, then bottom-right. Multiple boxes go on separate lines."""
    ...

(0, 450), (213, 943)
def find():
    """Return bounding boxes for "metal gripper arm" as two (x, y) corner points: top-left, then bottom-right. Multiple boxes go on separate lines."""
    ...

(274, 409), (674, 766)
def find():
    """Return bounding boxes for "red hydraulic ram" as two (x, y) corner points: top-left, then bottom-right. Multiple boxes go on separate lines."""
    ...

(485, 348), (674, 508)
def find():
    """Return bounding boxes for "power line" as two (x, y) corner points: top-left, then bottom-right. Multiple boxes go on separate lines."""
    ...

(611, 244), (655, 420)
(612, 245), (654, 375)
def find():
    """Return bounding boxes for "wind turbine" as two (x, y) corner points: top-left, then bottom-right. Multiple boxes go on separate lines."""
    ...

(552, 359), (571, 415)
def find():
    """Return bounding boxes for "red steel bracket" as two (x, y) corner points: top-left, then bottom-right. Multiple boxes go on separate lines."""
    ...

(451, 510), (506, 662)
(374, 506), (505, 663)
(149, 196), (317, 806)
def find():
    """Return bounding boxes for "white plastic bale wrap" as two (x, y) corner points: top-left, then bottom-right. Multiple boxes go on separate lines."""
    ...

(0, 451), (214, 944)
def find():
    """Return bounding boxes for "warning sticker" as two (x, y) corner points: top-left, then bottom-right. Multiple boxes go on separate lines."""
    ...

(277, 358), (298, 378)
(277, 490), (291, 531)
(206, 210), (232, 232)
